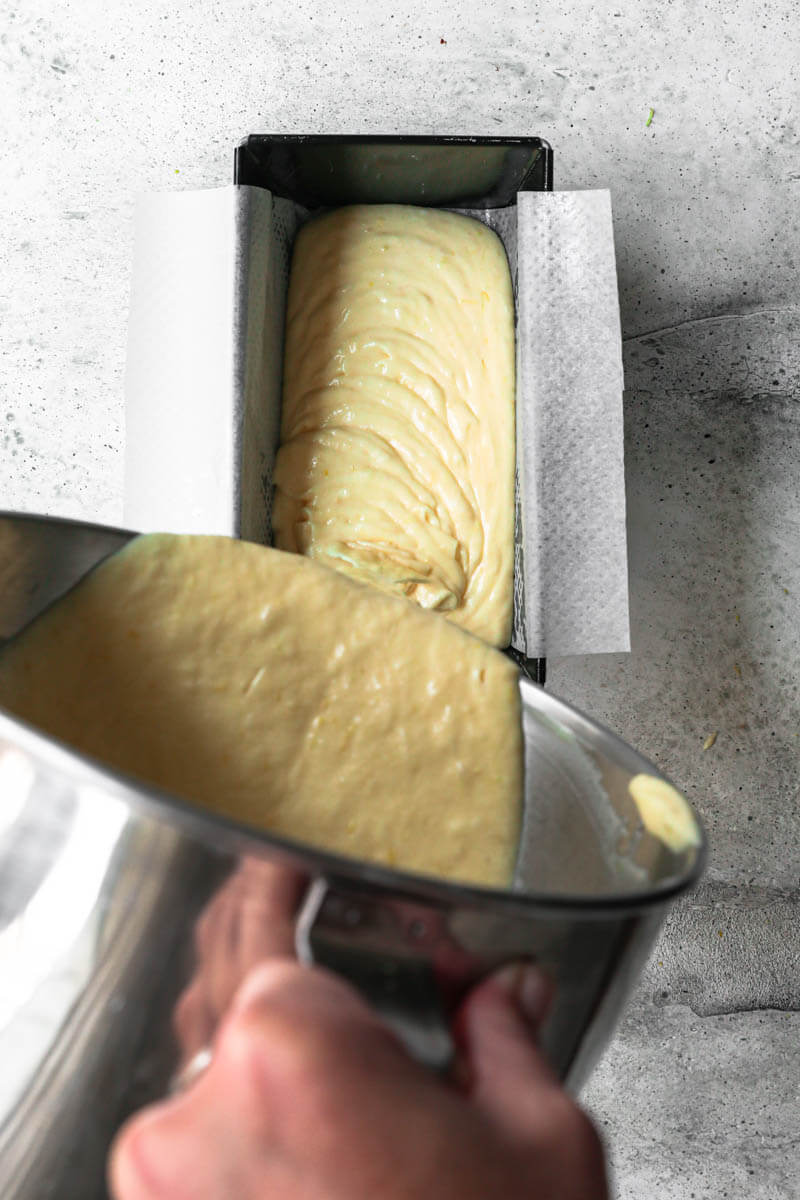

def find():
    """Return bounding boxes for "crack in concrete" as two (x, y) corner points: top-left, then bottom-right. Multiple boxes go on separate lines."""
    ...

(686, 878), (800, 907)
(686, 1000), (799, 1017)
(646, 877), (800, 1017)
(623, 303), (800, 344)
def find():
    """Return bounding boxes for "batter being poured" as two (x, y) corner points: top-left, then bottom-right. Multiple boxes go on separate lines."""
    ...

(273, 205), (516, 648)
(0, 535), (522, 887)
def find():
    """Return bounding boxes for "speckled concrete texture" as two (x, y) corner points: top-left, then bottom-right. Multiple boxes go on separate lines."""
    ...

(2, 1), (798, 1195)
(554, 309), (800, 1194)
(587, 1004), (799, 1199)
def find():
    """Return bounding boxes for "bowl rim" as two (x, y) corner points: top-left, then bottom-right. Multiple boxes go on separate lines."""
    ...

(0, 681), (707, 920)
(0, 511), (707, 916)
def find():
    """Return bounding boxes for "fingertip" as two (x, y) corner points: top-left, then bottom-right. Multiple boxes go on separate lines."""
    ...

(229, 957), (377, 1027)
(172, 981), (214, 1059)
(108, 1106), (170, 1200)
(219, 958), (389, 1090)
(229, 957), (302, 1015)
(480, 962), (554, 1031)
(453, 962), (559, 1114)
(456, 962), (554, 1057)
(107, 1131), (135, 1200)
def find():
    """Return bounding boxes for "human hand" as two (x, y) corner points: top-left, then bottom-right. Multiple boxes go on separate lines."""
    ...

(110, 958), (608, 1200)
(172, 859), (305, 1060)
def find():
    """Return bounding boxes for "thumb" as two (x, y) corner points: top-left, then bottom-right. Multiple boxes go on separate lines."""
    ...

(453, 963), (559, 1134)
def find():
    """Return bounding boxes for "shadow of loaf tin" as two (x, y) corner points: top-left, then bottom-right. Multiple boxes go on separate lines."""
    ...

(0, 513), (704, 1200)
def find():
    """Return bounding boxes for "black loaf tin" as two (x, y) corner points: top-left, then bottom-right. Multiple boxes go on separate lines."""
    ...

(234, 135), (552, 683)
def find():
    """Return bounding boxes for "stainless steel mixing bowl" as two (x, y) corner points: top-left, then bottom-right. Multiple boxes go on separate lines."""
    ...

(0, 513), (706, 1200)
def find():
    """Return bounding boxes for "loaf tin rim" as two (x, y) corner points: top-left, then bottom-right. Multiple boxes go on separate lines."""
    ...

(234, 133), (551, 157)
(234, 133), (553, 202)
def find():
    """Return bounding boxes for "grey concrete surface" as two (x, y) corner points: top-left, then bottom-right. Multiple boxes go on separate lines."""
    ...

(587, 1003), (799, 1199)
(557, 309), (800, 1194)
(1, 0), (798, 1195)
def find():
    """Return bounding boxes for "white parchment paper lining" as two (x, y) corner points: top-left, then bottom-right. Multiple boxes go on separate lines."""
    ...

(125, 186), (629, 657)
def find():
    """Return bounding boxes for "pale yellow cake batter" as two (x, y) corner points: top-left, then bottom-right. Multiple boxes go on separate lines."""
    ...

(273, 204), (516, 647)
(0, 535), (522, 887)
(628, 774), (701, 854)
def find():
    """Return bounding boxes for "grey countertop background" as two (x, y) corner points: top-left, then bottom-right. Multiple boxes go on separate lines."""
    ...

(2, 1), (798, 1195)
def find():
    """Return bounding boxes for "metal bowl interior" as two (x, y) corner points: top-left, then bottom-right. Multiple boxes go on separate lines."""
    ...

(0, 677), (705, 918)
(0, 511), (706, 917)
